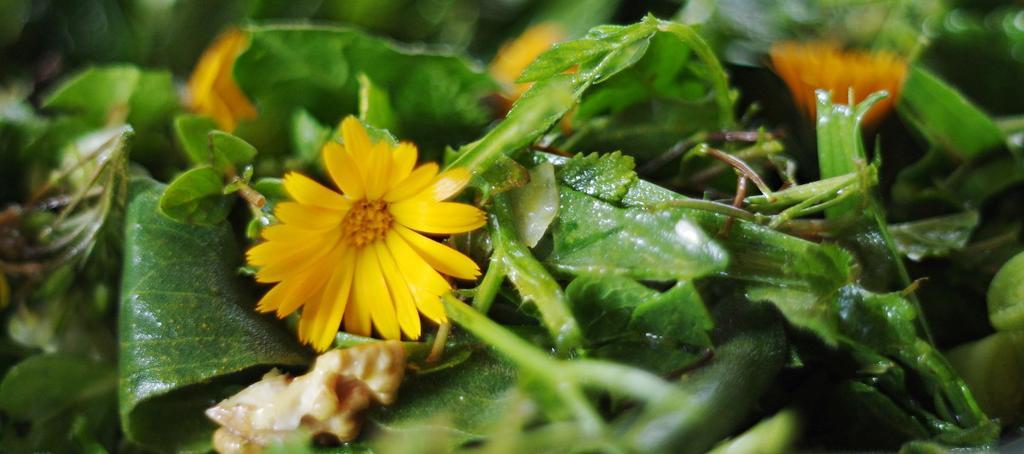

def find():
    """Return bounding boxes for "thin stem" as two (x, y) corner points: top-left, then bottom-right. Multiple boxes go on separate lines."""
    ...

(472, 258), (506, 314)
(426, 323), (450, 364)
(647, 198), (758, 223)
(718, 175), (747, 236)
(700, 146), (775, 201)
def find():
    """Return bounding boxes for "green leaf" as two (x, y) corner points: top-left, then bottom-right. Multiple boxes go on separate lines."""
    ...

(897, 66), (1006, 161)
(158, 166), (233, 225)
(0, 354), (117, 452)
(517, 38), (612, 83)
(491, 194), (582, 352)
(890, 211), (979, 261)
(988, 250), (1024, 332)
(557, 151), (636, 203)
(210, 130), (258, 172)
(357, 73), (398, 132)
(623, 297), (787, 453)
(173, 114), (218, 166)
(234, 25), (495, 158)
(44, 66), (151, 126)
(946, 331), (1024, 425)
(290, 109), (332, 166)
(548, 188), (728, 281)
(708, 409), (800, 454)
(120, 179), (311, 450)
(565, 275), (713, 373)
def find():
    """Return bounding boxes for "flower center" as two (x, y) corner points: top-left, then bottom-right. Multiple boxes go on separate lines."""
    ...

(341, 199), (393, 247)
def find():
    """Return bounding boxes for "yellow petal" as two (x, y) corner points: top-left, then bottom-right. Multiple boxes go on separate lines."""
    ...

(394, 225), (480, 280)
(273, 244), (342, 317)
(384, 163), (438, 202)
(373, 242), (421, 339)
(414, 167), (472, 202)
(344, 288), (371, 337)
(384, 230), (449, 323)
(362, 141), (392, 200)
(253, 232), (339, 283)
(260, 224), (334, 243)
(389, 200), (486, 234)
(297, 285), (327, 344)
(353, 246), (400, 340)
(283, 172), (350, 210)
(310, 248), (357, 351)
(247, 230), (337, 267)
(340, 116), (373, 168)
(388, 142), (418, 188)
(322, 141), (366, 199)
(274, 202), (344, 230)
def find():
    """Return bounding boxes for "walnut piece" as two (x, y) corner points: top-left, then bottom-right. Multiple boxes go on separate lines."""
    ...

(206, 341), (406, 453)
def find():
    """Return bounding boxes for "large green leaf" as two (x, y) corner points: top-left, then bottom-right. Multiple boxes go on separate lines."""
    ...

(234, 25), (495, 158)
(119, 179), (311, 451)
(565, 275), (712, 374)
(548, 187), (728, 281)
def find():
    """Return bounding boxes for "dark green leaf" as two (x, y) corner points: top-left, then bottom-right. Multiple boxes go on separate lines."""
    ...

(624, 298), (787, 453)
(120, 179), (311, 450)
(0, 354), (117, 453)
(234, 25), (495, 158)
(566, 275), (712, 374)
(158, 166), (233, 225)
(370, 341), (516, 442)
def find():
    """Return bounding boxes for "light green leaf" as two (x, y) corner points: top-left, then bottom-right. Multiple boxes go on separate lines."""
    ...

(890, 211), (979, 261)
(210, 130), (258, 171)
(173, 114), (218, 166)
(158, 166), (232, 225)
(121, 179), (311, 450)
(290, 109), (332, 165)
(897, 66), (1005, 161)
(548, 188), (728, 281)
(507, 162), (559, 248)
(557, 151), (636, 203)
(357, 73), (398, 132)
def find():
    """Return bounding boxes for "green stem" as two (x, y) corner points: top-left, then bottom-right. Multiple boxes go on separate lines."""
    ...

(472, 258), (506, 314)
(491, 194), (582, 352)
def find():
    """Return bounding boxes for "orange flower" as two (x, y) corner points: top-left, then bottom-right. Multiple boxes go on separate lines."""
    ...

(769, 41), (908, 128)
(188, 28), (257, 132)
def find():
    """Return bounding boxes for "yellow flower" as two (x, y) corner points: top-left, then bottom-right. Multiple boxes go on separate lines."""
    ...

(769, 41), (908, 128)
(247, 117), (486, 351)
(490, 23), (566, 101)
(188, 28), (258, 132)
